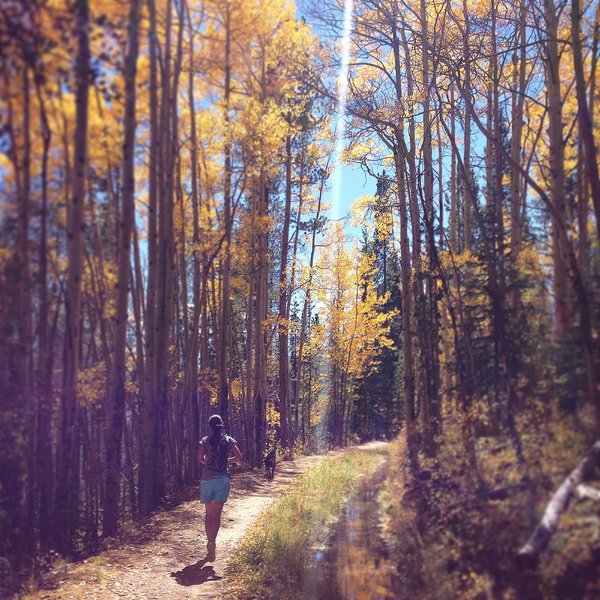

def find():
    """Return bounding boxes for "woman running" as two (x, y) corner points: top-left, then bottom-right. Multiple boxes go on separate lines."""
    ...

(198, 414), (243, 562)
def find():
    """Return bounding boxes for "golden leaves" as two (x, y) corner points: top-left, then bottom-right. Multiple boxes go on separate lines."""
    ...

(77, 362), (108, 408)
(315, 223), (397, 384)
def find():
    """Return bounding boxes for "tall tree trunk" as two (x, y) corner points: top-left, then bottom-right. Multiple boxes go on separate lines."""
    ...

(103, 0), (140, 538)
(35, 80), (53, 548)
(294, 165), (326, 447)
(576, 1), (599, 276)
(253, 177), (269, 465)
(218, 0), (233, 425)
(399, 24), (421, 269)
(245, 261), (255, 465)
(392, 7), (416, 466)
(437, 119), (444, 250)
(287, 179), (304, 443)
(394, 140), (416, 462)
(185, 0), (202, 480)
(449, 86), (458, 254)
(572, 0), (600, 244)
(278, 136), (293, 448)
(200, 271), (210, 433)
(461, 0), (473, 250)
(420, 0), (440, 447)
(154, 0), (175, 502)
(154, 0), (184, 501)
(140, 0), (160, 516)
(398, 21), (426, 427)
(56, 0), (90, 552)
(510, 0), (527, 263)
(17, 64), (35, 551)
(544, 0), (572, 337)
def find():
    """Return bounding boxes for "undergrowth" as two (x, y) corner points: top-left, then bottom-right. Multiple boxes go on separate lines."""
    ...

(224, 443), (389, 600)
(381, 404), (600, 599)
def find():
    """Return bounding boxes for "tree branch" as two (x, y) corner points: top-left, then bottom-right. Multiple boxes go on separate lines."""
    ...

(518, 441), (600, 560)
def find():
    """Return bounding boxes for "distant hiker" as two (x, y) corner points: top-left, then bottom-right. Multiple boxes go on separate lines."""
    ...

(198, 414), (242, 562)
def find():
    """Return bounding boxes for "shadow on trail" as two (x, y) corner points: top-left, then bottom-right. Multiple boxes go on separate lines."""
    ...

(170, 559), (223, 586)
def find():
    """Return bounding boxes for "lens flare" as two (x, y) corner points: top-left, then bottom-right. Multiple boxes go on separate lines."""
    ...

(331, 0), (354, 222)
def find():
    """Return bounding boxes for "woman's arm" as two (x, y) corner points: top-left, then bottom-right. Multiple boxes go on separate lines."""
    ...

(198, 442), (207, 465)
(229, 444), (243, 464)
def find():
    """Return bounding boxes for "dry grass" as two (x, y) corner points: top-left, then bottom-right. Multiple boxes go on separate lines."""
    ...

(224, 443), (390, 600)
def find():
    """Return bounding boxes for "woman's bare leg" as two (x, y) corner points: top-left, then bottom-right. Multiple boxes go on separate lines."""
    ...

(205, 501), (225, 539)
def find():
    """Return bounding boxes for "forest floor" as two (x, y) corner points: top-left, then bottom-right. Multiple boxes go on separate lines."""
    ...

(25, 447), (358, 600)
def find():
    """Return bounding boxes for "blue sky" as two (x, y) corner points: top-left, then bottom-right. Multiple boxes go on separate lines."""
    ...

(325, 162), (376, 238)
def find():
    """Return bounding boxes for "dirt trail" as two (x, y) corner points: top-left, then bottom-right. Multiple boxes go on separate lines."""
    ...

(31, 453), (330, 600)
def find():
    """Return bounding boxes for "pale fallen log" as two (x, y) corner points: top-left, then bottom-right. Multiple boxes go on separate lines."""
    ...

(576, 483), (600, 501)
(518, 440), (600, 560)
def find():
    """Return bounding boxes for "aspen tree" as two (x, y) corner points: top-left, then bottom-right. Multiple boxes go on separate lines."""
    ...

(543, 0), (572, 337)
(104, 0), (141, 537)
(140, 0), (160, 516)
(571, 0), (600, 244)
(56, 0), (90, 551)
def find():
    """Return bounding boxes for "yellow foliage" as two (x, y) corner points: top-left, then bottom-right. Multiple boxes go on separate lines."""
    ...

(315, 223), (397, 400)
(349, 194), (377, 227)
(266, 402), (281, 427)
(77, 363), (108, 408)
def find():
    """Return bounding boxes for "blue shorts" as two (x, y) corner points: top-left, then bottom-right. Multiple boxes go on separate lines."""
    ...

(200, 474), (231, 503)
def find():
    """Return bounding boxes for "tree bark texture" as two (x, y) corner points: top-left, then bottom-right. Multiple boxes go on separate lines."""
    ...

(103, 0), (141, 538)
(56, 0), (90, 552)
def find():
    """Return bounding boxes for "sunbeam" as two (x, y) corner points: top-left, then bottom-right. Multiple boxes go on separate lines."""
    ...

(330, 0), (354, 222)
